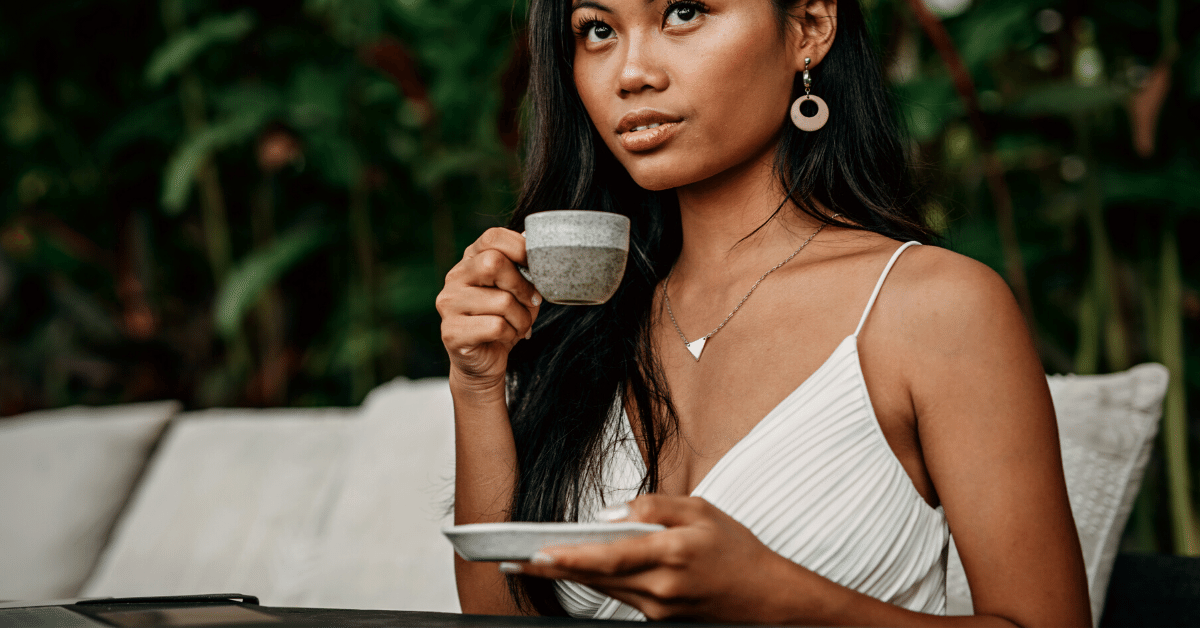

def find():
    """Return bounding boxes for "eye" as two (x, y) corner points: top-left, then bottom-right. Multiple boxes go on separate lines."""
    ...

(577, 19), (615, 43)
(664, 1), (705, 27)
(587, 21), (615, 42)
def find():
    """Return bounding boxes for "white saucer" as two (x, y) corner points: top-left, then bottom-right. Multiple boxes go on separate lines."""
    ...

(442, 521), (666, 561)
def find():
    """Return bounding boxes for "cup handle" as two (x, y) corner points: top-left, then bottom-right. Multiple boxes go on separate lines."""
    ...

(517, 231), (534, 283)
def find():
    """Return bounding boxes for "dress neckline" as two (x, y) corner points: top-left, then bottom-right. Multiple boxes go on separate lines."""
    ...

(618, 241), (934, 509)
(621, 333), (941, 515)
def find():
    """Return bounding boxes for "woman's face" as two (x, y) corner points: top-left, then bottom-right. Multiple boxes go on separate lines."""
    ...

(570, 0), (804, 191)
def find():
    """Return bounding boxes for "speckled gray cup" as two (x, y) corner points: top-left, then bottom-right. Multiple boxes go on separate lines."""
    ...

(523, 210), (630, 305)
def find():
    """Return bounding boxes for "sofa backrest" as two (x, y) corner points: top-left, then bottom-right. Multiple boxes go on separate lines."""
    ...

(80, 379), (458, 612)
(0, 401), (178, 601)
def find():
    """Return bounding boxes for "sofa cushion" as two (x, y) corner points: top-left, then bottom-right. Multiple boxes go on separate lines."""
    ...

(81, 406), (358, 604)
(946, 363), (1169, 624)
(82, 378), (458, 613)
(0, 401), (179, 601)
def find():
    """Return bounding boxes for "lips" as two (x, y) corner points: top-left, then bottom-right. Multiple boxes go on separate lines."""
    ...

(616, 109), (683, 153)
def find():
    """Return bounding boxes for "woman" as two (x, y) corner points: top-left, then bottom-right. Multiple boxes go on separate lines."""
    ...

(436, 0), (1091, 624)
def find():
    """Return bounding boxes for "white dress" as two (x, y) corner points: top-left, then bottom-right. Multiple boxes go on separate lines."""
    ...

(555, 241), (949, 620)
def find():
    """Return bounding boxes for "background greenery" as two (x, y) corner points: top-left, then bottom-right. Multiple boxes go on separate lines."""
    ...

(2, 0), (1197, 553)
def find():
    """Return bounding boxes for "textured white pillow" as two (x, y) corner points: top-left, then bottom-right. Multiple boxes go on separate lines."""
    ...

(0, 401), (179, 601)
(946, 363), (1169, 625)
(82, 378), (458, 613)
(82, 405), (358, 604)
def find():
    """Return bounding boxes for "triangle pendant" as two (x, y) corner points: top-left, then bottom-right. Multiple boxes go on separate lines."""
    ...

(685, 337), (706, 361)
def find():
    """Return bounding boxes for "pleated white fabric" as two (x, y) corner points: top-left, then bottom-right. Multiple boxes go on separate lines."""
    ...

(556, 241), (948, 620)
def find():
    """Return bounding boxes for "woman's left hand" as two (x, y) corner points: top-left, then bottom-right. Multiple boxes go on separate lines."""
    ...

(507, 494), (801, 622)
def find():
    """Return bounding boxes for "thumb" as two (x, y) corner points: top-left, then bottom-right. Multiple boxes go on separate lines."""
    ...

(619, 494), (709, 528)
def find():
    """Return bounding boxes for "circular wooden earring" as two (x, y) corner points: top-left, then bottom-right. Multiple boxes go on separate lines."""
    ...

(791, 58), (828, 132)
(790, 94), (829, 131)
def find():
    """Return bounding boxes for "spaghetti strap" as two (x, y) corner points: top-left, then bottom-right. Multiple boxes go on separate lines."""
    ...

(853, 241), (921, 337)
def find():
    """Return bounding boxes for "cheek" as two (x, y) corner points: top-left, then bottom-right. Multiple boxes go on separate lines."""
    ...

(686, 34), (795, 147)
(574, 56), (608, 129)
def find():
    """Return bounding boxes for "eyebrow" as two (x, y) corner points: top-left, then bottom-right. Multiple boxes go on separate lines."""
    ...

(571, 0), (612, 12)
(570, 0), (658, 12)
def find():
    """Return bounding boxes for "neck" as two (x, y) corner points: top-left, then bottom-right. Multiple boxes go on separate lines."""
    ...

(670, 147), (825, 289)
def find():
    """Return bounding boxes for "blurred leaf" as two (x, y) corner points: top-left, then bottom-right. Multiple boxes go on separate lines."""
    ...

(950, 2), (1033, 71)
(945, 215), (1005, 274)
(413, 148), (498, 188)
(145, 11), (256, 87)
(95, 97), (179, 159)
(1009, 84), (1121, 116)
(160, 100), (280, 214)
(331, 325), (389, 370)
(892, 77), (959, 142)
(1102, 166), (1200, 209)
(380, 263), (442, 317)
(287, 64), (347, 130)
(301, 130), (361, 188)
(993, 133), (1055, 170)
(305, 0), (384, 46)
(213, 225), (331, 339)
(212, 84), (285, 117)
(4, 78), (47, 146)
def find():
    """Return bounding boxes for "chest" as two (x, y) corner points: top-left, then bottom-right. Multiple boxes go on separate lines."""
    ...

(633, 290), (933, 505)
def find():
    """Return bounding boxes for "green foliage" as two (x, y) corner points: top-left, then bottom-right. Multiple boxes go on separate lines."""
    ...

(213, 224), (331, 339)
(161, 96), (279, 213)
(145, 11), (257, 87)
(1, 0), (1197, 554)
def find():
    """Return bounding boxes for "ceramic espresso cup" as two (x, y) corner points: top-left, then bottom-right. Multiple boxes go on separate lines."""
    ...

(522, 210), (630, 305)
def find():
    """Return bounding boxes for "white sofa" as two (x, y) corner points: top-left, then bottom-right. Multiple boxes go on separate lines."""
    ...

(0, 365), (1174, 625)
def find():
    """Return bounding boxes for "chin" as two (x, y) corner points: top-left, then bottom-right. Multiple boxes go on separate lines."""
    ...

(619, 155), (706, 191)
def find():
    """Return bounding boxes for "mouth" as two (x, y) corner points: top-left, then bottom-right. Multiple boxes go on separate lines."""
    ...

(616, 109), (684, 153)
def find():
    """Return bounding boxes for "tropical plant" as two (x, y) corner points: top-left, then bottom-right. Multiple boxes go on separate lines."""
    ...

(1, 0), (1196, 553)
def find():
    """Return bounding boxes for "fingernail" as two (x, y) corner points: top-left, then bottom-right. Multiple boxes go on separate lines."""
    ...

(530, 551), (555, 565)
(498, 562), (523, 574)
(525, 328), (532, 340)
(596, 503), (630, 522)
(531, 293), (542, 307)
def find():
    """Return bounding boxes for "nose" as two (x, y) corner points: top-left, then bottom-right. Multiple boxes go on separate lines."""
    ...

(617, 36), (669, 94)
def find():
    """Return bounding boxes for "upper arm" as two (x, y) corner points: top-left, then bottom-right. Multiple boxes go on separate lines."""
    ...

(899, 249), (1091, 626)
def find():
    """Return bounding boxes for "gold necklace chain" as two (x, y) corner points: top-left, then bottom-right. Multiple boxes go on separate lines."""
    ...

(663, 220), (830, 362)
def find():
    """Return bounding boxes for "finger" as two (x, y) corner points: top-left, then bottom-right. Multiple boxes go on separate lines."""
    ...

(441, 313), (522, 352)
(625, 494), (712, 528)
(438, 281), (532, 330)
(462, 227), (529, 268)
(463, 249), (542, 310)
(529, 527), (684, 578)
(515, 554), (690, 613)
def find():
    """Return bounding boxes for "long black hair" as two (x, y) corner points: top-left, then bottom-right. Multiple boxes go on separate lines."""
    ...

(502, 0), (932, 614)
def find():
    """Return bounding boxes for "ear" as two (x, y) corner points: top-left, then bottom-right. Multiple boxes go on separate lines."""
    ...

(786, 0), (838, 72)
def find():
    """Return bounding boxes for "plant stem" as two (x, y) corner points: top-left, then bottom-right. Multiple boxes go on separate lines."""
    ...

(1158, 228), (1198, 555)
(252, 177), (288, 405)
(161, 0), (248, 402)
(162, 0), (232, 284)
(1073, 281), (1100, 375)
(1076, 134), (1128, 372)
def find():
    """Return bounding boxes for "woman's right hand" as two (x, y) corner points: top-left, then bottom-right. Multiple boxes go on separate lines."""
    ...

(437, 227), (542, 395)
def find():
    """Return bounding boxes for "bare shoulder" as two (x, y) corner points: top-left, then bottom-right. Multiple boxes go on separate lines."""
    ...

(881, 244), (1029, 354)
(884, 246), (1092, 626)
